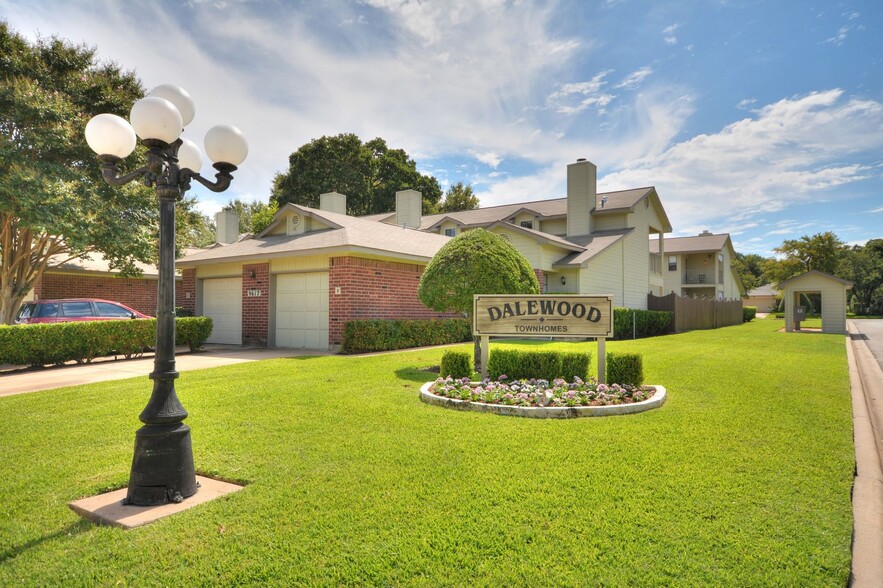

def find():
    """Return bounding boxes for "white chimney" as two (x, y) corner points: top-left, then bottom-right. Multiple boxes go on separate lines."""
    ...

(215, 210), (239, 244)
(319, 191), (347, 215)
(395, 189), (422, 229)
(567, 158), (596, 237)
(699, 230), (713, 236)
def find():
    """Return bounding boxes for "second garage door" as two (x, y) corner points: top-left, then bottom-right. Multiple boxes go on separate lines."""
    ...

(202, 277), (242, 345)
(275, 272), (329, 349)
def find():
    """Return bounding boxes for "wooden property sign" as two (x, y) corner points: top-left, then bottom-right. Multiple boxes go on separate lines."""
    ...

(473, 295), (614, 338)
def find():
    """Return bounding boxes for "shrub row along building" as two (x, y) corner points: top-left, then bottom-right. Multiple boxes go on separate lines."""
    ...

(175, 159), (745, 350)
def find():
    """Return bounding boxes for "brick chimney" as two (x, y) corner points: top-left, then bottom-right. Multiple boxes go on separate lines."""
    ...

(215, 210), (239, 244)
(319, 191), (347, 215)
(566, 158), (596, 238)
(395, 189), (422, 229)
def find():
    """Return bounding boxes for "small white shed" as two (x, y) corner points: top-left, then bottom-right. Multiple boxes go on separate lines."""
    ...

(778, 271), (853, 335)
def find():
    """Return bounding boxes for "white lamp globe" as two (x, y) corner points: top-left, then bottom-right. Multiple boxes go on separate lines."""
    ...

(129, 96), (183, 144)
(204, 124), (248, 166)
(84, 113), (136, 158)
(147, 84), (195, 127)
(177, 138), (203, 172)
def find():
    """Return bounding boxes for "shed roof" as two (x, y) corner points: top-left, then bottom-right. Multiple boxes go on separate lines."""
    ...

(777, 270), (854, 289)
(552, 229), (633, 268)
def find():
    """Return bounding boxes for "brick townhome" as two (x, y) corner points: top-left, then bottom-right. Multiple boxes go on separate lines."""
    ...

(176, 159), (718, 351)
(28, 253), (182, 317)
(176, 194), (457, 349)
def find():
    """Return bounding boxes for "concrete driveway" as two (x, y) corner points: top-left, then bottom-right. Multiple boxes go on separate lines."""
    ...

(0, 345), (326, 397)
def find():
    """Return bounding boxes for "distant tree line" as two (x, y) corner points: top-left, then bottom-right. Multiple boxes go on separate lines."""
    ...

(733, 232), (883, 315)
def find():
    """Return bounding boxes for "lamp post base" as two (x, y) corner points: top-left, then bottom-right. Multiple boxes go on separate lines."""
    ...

(124, 422), (198, 506)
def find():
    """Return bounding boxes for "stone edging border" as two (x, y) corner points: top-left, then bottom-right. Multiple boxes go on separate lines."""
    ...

(419, 382), (666, 419)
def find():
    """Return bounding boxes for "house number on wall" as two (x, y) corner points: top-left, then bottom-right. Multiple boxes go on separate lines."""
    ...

(246, 290), (262, 297)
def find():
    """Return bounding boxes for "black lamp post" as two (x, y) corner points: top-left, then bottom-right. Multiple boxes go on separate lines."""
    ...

(85, 84), (248, 506)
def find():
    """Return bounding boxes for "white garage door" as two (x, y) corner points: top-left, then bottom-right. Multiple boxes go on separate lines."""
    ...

(202, 277), (242, 345)
(275, 272), (329, 349)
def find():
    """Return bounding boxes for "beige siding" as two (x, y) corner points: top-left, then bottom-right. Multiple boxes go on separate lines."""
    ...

(513, 213), (538, 229)
(270, 255), (329, 273)
(593, 214), (627, 232)
(438, 221), (459, 236)
(580, 241), (624, 306)
(490, 228), (547, 270)
(783, 273), (850, 334)
(539, 219), (566, 236)
(196, 262), (243, 279)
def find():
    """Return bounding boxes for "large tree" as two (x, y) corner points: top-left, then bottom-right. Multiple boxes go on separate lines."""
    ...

(271, 134), (443, 216)
(439, 181), (479, 213)
(418, 228), (539, 371)
(731, 252), (769, 292)
(222, 198), (277, 235)
(839, 239), (883, 314)
(762, 231), (847, 285)
(0, 22), (160, 324)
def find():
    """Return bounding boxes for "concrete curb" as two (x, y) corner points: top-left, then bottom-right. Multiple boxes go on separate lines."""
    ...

(845, 322), (883, 587)
(419, 381), (666, 418)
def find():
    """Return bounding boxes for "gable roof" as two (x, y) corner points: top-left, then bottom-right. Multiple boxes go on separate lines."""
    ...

(49, 251), (161, 278)
(177, 204), (450, 267)
(747, 283), (778, 297)
(552, 229), (633, 268)
(486, 221), (584, 252)
(413, 187), (669, 232)
(777, 270), (854, 289)
(650, 233), (731, 255)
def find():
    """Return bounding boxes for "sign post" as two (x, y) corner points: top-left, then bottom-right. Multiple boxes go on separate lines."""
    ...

(473, 295), (614, 383)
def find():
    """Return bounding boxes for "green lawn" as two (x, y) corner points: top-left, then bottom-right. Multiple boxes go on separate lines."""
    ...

(0, 320), (854, 585)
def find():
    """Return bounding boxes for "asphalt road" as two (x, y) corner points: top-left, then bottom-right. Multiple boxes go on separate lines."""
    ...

(850, 319), (883, 372)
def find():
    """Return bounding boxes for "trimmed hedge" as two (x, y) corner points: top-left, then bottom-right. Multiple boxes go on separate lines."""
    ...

(743, 306), (757, 322)
(612, 307), (672, 340)
(487, 349), (591, 382)
(440, 351), (472, 378)
(0, 317), (213, 367)
(606, 352), (644, 386)
(340, 318), (472, 354)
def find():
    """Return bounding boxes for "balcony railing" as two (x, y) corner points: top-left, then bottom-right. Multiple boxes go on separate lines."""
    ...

(684, 270), (715, 284)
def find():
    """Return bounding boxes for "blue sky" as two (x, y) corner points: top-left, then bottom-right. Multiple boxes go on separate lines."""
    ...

(3, 0), (881, 257)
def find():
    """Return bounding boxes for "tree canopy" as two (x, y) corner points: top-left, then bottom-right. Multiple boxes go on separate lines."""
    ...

(439, 182), (479, 213)
(838, 239), (883, 314)
(0, 21), (156, 323)
(731, 253), (767, 292)
(222, 198), (278, 235)
(762, 231), (846, 284)
(271, 134), (443, 217)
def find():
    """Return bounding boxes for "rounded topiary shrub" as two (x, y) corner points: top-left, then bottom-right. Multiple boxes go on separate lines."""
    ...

(440, 350), (472, 378)
(607, 352), (644, 386)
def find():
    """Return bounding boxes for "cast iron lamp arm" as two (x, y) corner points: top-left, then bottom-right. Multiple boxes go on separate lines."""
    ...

(187, 162), (237, 193)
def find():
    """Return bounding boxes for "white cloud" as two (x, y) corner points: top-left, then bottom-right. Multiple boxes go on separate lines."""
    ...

(614, 66), (653, 90)
(736, 98), (756, 110)
(547, 71), (615, 114)
(471, 151), (502, 168)
(601, 89), (883, 231)
(868, 206), (883, 213)
(824, 25), (850, 45)
(663, 23), (680, 45)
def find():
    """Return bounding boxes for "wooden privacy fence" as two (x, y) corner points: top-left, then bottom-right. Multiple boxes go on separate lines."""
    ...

(648, 293), (743, 333)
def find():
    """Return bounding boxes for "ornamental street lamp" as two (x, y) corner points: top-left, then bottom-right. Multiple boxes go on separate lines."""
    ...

(85, 84), (247, 506)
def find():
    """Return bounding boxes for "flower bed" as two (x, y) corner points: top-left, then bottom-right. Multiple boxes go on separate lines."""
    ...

(421, 376), (666, 419)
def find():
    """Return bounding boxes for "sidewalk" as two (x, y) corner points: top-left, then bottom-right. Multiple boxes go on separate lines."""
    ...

(845, 321), (883, 587)
(0, 345), (324, 397)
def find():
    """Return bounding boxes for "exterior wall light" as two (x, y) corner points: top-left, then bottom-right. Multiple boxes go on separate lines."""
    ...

(561, 276), (567, 285)
(85, 84), (248, 507)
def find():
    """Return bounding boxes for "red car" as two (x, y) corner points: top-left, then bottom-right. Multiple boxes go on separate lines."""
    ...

(15, 299), (152, 324)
